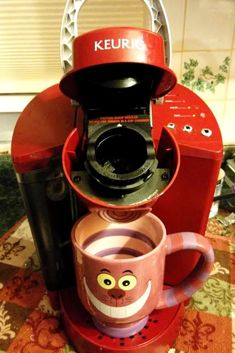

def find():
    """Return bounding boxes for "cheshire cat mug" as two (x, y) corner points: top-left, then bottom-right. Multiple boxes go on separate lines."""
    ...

(71, 212), (214, 337)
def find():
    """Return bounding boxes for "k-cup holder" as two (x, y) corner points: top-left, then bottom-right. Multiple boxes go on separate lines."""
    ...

(85, 124), (157, 192)
(62, 127), (180, 222)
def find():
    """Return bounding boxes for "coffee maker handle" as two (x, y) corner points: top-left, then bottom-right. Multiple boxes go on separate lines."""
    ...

(157, 232), (214, 309)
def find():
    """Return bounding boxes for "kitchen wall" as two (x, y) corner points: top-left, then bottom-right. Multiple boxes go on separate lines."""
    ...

(0, 0), (234, 151)
(163, 0), (235, 144)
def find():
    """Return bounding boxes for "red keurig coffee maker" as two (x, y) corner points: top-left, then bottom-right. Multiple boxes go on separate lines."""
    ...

(11, 14), (222, 353)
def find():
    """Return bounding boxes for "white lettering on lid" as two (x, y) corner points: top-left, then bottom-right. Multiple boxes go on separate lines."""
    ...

(104, 39), (111, 50)
(94, 38), (146, 51)
(94, 40), (103, 51)
(122, 38), (130, 49)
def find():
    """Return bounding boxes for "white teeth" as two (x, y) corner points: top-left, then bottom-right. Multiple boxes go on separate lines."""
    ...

(84, 278), (151, 319)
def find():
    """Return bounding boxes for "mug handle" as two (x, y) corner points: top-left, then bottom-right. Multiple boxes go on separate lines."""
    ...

(156, 232), (214, 309)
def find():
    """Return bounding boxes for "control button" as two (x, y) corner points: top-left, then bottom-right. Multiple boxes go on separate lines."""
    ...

(183, 125), (193, 133)
(167, 122), (175, 129)
(201, 128), (212, 137)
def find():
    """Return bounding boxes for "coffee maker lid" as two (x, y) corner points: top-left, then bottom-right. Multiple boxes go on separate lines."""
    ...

(59, 27), (176, 102)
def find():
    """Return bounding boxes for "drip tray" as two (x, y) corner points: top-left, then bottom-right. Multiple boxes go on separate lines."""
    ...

(60, 287), (184, 353)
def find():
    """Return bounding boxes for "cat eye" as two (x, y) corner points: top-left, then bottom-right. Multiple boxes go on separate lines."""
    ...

(118, 275), (137, 291)
(97, 273), (116, 289)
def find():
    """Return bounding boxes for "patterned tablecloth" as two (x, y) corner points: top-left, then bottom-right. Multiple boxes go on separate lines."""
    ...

(0, 215), (234, 353)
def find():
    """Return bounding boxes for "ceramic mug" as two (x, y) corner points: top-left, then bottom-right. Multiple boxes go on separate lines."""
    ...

(71, 212), (214, 337)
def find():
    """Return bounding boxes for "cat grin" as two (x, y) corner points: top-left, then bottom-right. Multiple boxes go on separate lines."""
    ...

(84, 278), (151, 319)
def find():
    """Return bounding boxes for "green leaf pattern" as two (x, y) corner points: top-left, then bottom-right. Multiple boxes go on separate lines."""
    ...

(181, 57), (231, 93)
(187, 258), (233, 318)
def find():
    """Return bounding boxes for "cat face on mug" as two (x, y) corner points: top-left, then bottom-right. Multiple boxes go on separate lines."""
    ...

(83, 264), (153, 320)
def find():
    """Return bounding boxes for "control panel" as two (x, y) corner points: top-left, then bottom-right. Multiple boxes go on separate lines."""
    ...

(153, 84), (222, 158)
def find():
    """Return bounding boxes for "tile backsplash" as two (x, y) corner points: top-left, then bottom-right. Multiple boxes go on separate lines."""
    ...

(163, 0), (235, 144)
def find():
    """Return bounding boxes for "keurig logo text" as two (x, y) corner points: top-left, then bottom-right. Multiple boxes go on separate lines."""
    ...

(94, 38), (146, 51)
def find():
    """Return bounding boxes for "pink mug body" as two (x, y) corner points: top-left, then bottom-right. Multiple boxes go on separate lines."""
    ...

(71, 212), (214, 326)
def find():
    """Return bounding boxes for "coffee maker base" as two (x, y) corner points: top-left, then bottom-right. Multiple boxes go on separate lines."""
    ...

(60, 287), (184, 353)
